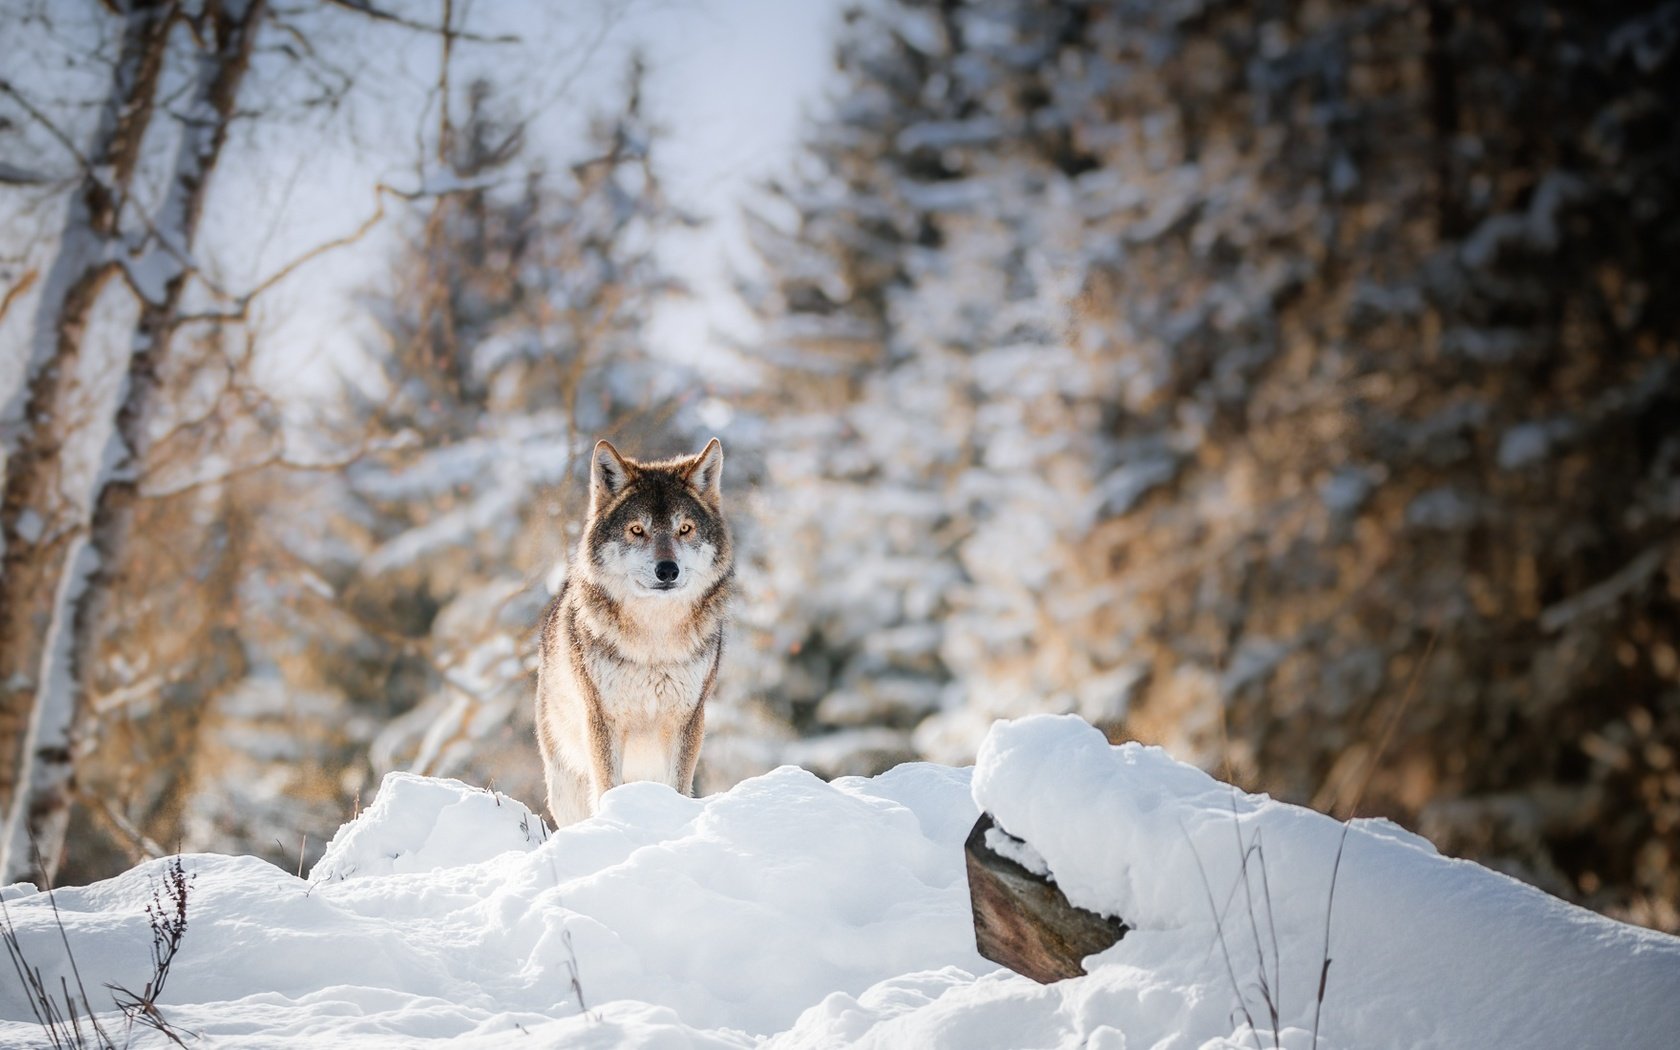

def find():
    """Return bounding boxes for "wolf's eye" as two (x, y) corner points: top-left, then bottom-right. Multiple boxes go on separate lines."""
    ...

(629, 523), (645, 537)
(678, 522), (693, 536)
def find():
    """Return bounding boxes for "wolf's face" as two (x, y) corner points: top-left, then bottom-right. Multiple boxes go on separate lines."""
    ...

(583, 438), (731, 600)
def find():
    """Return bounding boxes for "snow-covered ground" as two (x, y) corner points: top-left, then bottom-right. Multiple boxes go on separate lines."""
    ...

(3, 716), (1677, 1048)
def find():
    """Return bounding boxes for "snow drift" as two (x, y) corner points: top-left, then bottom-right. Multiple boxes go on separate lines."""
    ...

(2, 715), (1676, 1048)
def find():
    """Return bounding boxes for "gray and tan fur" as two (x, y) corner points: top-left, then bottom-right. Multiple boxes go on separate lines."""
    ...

(534, 438), (733, 827)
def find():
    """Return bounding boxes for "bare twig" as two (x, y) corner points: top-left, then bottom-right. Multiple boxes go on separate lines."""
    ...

(70, 788), (167, 864)
(0, 837), (120, 1049)
(1251, 833), (1282, 1045)
(172, 182), (400, 326)
(562, 926), (591, 1021)
(1336, 629), (1439, 820)
(1182, 820), (1259, 1042)
(0, 269), (40, 327)
(136, 434), (392, 501)
(1226, 791), (1280, 1047)
(1, 893), (81, 1048)
(35, 841), (111, 1050)
(0, 78), (94, 171)
(322, 0), (517, 43)
(1311, 628), (1439, 1046)
(108, 856), (196, 1048)
(1311, 823), (1350, 1050)
(172, 174), (505, 329)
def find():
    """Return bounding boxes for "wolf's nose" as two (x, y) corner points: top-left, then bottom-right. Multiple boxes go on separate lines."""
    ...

(655, 560), (680, 583)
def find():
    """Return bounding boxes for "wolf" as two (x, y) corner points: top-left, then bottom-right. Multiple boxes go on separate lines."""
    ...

(534, 437), (733, 827)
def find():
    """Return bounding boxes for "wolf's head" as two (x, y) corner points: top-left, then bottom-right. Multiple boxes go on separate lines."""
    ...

(582, 438), (732, 601)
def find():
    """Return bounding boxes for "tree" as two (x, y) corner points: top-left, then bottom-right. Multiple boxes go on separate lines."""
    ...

(0, 0), (179, 855)
(57, 323), (267, 882)
(746, 0), (1680, 928)
(0, 0), (267, 883)
(740, 0), (1136, 771)
(734, 1), (971, 770)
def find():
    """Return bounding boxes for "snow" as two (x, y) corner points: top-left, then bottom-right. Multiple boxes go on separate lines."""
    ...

(973, 716), (1680, 1050)
(12, 508), (43, 544)
(311, 773), (549, 881)
(4, 715), (1678, 1049)
(895, 117), (1006, 153)
(1460, 172), (1588, 270)
(982, 825), (1048, 878)
(1096, 457), (1178, 517)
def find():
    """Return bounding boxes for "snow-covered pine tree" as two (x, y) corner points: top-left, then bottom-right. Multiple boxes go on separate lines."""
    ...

(741, 0), (1140, 773)
(737, 0), (967, 773)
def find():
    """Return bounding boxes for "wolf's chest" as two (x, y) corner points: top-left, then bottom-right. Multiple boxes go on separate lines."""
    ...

(586, 652), (710, 723)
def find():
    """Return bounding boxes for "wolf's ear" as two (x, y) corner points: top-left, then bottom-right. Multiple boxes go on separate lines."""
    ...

(591, 439), (634, 507)
(684, 437), (724, 503)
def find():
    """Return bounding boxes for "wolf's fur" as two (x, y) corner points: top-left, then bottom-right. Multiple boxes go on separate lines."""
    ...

(534, 438), (733, 827)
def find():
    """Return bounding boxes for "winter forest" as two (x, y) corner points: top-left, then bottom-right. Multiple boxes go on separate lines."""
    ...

(1, 0), (1678, 986)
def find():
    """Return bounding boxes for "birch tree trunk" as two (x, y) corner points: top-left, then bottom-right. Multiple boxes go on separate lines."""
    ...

(0, 0), (267, 883)
(0, 0), (177, 828)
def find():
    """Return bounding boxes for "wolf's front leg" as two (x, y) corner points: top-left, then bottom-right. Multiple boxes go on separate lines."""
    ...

(676, 631), (722, 796)
(544, 760), (592, 828)
(675, 702), (706, 796)
(583, 697), (621, 808)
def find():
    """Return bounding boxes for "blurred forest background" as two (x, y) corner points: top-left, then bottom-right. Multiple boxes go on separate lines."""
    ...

(1, 0), (1676, 935)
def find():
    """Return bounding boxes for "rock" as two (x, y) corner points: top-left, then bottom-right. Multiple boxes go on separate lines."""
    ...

(963, 813), (1128, 983)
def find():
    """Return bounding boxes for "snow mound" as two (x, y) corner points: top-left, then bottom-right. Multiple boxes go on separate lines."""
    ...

(2, 716), (1676, 1048)
(968, 715), (1680, 1050)
(1, 763), (983, 1048)
(311, 772), (548, 881)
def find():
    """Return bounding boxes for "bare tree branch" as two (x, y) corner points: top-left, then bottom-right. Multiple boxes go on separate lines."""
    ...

(137, 432), (398, 501)
(170, 175), (491, 327)
(0, 269), (38, 327)
(0, 77), (94, 171)
(322, 0), (517, 44)
(72, 787), (167, 863)
(0, 162), (60, 186)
